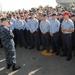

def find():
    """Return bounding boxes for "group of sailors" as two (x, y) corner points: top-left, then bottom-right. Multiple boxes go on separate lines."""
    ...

(0, 11), (75, 62)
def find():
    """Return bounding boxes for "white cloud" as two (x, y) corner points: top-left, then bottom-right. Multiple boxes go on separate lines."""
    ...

(0, 0), (57, 11)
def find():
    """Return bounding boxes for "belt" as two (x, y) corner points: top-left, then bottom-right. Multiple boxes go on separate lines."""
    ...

(62, 33), (72, 35)
(53, 32), (59, 35)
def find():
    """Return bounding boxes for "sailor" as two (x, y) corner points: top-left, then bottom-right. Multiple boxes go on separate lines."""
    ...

(0, 18), (21, 71)
(61, 11), (74, 61)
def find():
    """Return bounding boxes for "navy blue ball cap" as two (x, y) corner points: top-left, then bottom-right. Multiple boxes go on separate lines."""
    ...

(71, 14), (75, 17)
(17, 16), (20, 19)
(58, 13), (62, 16)
(42, 14), (47, 17)
(30, 12), (34, 15)
(1, 18), (8, 22)
(51, 13), (56, 16)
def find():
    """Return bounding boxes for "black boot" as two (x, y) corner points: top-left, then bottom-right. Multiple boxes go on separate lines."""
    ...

(37, 48), (40, 51)
(24, 46), (28, 49)
(66, 57), (72, 61)
(56, 52), (60, 56)
(29, 47), (35, 50)
(60, 53), (67, 57)
(7, 64), (12, 69)
(46, 50), (50, 53)
(66, 56), (72, 61)
(51, 51), (56, 54)
(0, 45), (3, 48)
(12, 65), (21, 71)
(41, 48), (46, 51)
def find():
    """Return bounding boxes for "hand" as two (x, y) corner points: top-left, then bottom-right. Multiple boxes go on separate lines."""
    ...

(61, 28), (66, 32)
(42, 32), (45, 34)
(50, 32), (53, 36)
(30, 31), (34, 33)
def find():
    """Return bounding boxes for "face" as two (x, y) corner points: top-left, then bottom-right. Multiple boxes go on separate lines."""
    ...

(2, 21), (8, 26)
(71, 17), (75, 21)
(52, 16), (56, 20)
(26, 18), (29, 22)
(43, 16), (46, 20)
(21, 16), (24, 19)
(31, 14), (34, 19)
(64, 15), (69, 20)
(58, 15), (63, 19)
(13, 15), (16, 19)
(48, 14), (51, 17)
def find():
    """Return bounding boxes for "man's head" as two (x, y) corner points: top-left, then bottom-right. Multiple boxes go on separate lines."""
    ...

(13, 14), (16, 19)
(58, 13), (63, 19)
(17, 16), (20, 20)
(42, 14), (47, 21)
(20, 15), (24, 19)
(71, 14), (75, 21)
(47, 13), (51, 17)
(1, 18), (8, 26)
(25, 17), (29, 22)
(30, 12), (35, 19)
(63, 11), (70, 20)
(51, 13), (56, 20)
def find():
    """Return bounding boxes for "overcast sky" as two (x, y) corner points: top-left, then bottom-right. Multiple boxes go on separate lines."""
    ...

(0, 0), (57, 11)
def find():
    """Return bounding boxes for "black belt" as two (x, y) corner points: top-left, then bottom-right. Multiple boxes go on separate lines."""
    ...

(62, 33), (72, 35)
(53, 32), (59, 35)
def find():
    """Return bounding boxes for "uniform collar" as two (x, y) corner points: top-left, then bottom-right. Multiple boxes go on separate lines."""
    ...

(64, 19), (70, 22)
(43, 19), (47, 22)
(31, 18), (36, 20)
(51, 18), (57, 21)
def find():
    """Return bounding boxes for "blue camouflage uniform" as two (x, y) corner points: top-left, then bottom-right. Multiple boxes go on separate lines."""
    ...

(0, 25), (16, 65)
(0, 23), (2, 47)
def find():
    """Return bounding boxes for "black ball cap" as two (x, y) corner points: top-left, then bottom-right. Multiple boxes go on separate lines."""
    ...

(51, 13), (56, 16)
(71, 14), (75, 17)
(58, 13), (62, 16)
(42, 14), (47, 17)
(17, 16), (20, 19)
(1, 18), (8, 22)
(30, 12), (34, 15)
